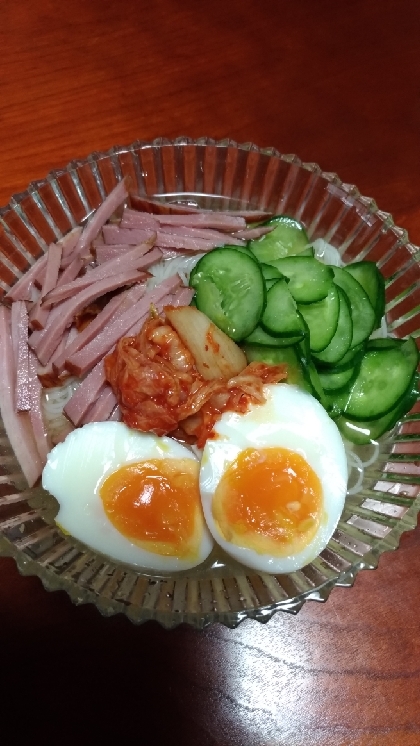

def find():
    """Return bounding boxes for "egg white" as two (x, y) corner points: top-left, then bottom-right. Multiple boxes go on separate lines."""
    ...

(200, 383), (348, 574)
(42, 421), (214, 571)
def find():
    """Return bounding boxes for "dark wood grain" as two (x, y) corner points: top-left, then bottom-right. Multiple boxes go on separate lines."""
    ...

(1, 1), (420, 743)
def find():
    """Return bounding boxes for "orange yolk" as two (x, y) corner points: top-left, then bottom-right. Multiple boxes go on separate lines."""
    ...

(100, 458), (201, 558)
(212, 447), (323, 557)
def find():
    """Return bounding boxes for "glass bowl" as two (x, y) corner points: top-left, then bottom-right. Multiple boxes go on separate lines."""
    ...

(1, 137), (419, 629)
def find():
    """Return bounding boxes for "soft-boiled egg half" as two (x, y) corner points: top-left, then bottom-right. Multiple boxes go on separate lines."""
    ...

(42, 421), (214, 571)
(199, 384), (348, 574)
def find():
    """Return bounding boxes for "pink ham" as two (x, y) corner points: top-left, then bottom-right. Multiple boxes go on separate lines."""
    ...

(95, 245), (134, 263)
(35, 268), (147, 365)
(130, 194), (272, 223)
(28, 350), (50, 464)
(63, 359), (107, 426)
(167, 286), (195, 307)
(52, 283), (147, 374)
(63, 179), (129, 267)
(234, 225), (275, 239)
(11, 301), (31, 411)
(42, 242), (158, 308)
(157, 225), (245, 245)
(56, 254), (86, 287)
(0, 306), (43, 487)
(102, 225), (156, 245)
(29, 243), (63, 329)
(81, 384), (118, 424)
(120, 209), (160, 231)
(64, 275), (182, 377)
(57, 226), (83, 262)
(4, 253), (48, 303)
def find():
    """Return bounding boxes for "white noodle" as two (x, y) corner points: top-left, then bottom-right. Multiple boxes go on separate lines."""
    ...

(345, 448), (365, 495)
(310, 238), (344, 267)
(147, 253), (204, 288)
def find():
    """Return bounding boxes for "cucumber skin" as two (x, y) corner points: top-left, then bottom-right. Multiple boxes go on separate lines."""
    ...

(342, 338), (419, 421)
(190, 247), (266, 341)
(337, 374), (419, 445)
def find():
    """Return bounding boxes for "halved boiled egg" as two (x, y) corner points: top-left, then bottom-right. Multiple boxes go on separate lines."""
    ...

(42, 421), (214, 571)
(199, 384), (348, 573)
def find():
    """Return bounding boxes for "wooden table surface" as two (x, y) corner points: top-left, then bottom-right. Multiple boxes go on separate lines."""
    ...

(1, 1), (420, 743)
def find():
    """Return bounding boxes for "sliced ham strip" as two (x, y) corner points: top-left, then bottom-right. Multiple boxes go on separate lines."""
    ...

(56, 254), (86, 287)
(11, 301), (31, 411)
(130, 194), (273, 223)
(157, 213), (247, 231)
(157, 225), (245, 245)
(28, 350), (50, 463)
(40, 243), (63, 298)
(167, 286), (195, 307)
(41, 241), (158, 308)
(102, 225), (156, 245)
(4, 253), (48, 303)
(35, 268), (147, 365)
(64, 359), (107, 426)
(64, 275), (182, 377)
(155, 232), (219, 252)
(58, 226), (83, 262)
(29, 243), (63, 329)
(234, 225), (275, 239)
(0, 306), (43, 487)
(120, 209), (160, 231)
(52, 283), (147, 374)
(95, 244), (134, 264)
(81, 384), (118, 424)
(63, 179), (128, 268)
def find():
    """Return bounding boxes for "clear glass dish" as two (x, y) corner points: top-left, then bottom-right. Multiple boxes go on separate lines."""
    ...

(0, 137), (419, 629)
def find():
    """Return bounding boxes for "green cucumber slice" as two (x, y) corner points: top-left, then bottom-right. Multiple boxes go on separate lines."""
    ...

(312, 287), (353, 366)
(269, 256), (334, 303)
(189, 247), (265, 341)
(337, 374), (419, 445)
(343, 336), (419, 420)
(332, 266), (376, 346)
(259, 263), (285, 281)
(297, 283), (340, 352)
(260, 279), (306, 337)
(244, 324), (305, 347)
(344, 260), (385, 329)
(318, 366), (356, 391)
(249, 215), (309, 263)
(242, 344), (310, 390)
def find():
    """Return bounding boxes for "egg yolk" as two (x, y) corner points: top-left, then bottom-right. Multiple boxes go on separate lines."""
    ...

(100, 458), (202, 558)
(212, 447), (323, 557)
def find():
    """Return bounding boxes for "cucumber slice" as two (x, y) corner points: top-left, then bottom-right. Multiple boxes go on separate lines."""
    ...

(259, 263), (284, 281)
(249, 215), (309, 264)
(343, 337), (419, 420)
(366, 337), (400, 350)
(328, 342), (366, 371)
(260, 279), (306, 337)
(297, 283), (340, 352)
(189, 247), (265, 341)
(226, 244), (257, 259)
(269, 256), (334, 303)
(297, 246), (315, 257)
(337, 374), (419, 445)
(296, 334), (328, 409)
(312, 287), (353, 366)
(242, 344), (310, 390)
(344, 260), (385, 329)
(318, 366), (356, 391)
(332, 267), (376, 346)
(244, 324), (305, 348)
